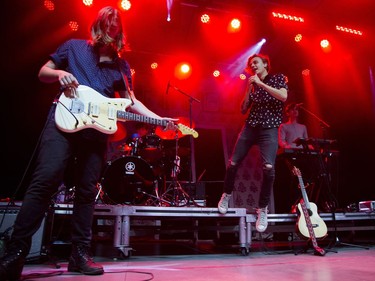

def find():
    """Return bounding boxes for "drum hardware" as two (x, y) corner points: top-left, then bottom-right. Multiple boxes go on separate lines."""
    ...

(138, 179), (172, 206)
(95, 183), (106, 204)
(138, 133), (163, 164)
(53, 183), (75, 204)
(159, 130), (196, 207)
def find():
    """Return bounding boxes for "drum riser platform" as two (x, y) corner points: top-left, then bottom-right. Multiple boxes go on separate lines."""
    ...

(51, 204), (375, 257)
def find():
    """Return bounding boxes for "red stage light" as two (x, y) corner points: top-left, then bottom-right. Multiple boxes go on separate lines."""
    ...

(44, 0), (54, 11)
(69, 21), (79, 32)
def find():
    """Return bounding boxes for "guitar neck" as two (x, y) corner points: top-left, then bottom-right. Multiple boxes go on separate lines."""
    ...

(117, 111), (168, 127)
(297, 175), (310, 210)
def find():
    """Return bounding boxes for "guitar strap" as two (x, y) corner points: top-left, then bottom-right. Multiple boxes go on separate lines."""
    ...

(118, 64), (135, 106)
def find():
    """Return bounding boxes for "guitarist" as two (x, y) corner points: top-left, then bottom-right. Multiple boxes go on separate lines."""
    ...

(0, 6), (177, 280)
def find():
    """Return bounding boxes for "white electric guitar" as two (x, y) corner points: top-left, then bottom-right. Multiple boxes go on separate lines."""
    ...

(54, 85), (198, 138)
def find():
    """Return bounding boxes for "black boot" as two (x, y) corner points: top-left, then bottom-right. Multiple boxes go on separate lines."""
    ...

(67, 244), (104, 275)
(0, 246), (27, 281)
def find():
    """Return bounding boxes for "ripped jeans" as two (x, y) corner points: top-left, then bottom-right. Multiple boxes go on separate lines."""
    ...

(223, 124), (278, 208)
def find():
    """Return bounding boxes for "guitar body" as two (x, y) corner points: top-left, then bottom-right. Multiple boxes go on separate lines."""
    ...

(54, 85), (198, 138)
(55, 85), (132, 134)
(296, 201), (328, 239)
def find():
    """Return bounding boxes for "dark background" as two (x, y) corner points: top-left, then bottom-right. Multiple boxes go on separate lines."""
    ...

(2, 0), (375, 209)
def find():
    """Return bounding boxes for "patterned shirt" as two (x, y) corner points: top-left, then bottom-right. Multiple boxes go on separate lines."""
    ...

(50, 39), (133, 97)
(246, 73), (288, 128)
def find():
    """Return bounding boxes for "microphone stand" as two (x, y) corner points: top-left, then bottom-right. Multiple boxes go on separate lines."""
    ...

(298, 106), (369, 251)
(168, 83), (201, 206)
(298, 105), (330, 139)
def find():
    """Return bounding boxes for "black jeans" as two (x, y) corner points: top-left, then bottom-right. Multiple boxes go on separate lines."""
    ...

(11, 107), (107, 252)
(223, 124), (278, 208)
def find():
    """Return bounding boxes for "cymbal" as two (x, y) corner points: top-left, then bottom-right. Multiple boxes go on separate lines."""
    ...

(155, 116), (194, 140)
(117, 143), (132, 152)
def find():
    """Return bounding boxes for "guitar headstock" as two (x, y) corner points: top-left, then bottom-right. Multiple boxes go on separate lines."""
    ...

(177, 123), (199, 138)
(292, 166), (301, 177)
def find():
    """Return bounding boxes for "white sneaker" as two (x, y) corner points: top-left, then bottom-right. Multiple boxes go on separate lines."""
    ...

(218, 193), (231, 214)
(256, 206), (268, 232)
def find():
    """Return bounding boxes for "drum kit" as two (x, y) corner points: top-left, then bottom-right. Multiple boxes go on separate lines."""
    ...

(96, 124), (197, 207)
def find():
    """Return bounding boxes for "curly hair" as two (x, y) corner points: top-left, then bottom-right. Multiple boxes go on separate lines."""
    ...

(245, 53), (271, 73)
(90, 6), (127, 52)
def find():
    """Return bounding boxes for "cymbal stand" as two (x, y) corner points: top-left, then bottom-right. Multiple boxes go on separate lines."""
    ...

(160, 131), (193, 207)
(140, 179), (173, 207)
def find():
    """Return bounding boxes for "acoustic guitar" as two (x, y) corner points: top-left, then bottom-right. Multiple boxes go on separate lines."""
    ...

(292, 166), (327, 256)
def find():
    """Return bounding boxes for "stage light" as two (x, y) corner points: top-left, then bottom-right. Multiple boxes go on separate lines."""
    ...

(239, 74), (247, 80)
(175, 62), (192, 79)
(272, 12), (304, 23)
(295, 34), (302, 42)
(302, 69), (310, 76)
(201, 14), (210, 24)
(336, 25), (363, 36)
(151, 62), (158, 70)
(320, 39), (332, 53)
(82, 0), (93, 7)
(320, 39), (330, 48)
(69, 21), (79, 32)
(120, 0), (131, 11)
(166, 0), (173, 22)
(44, 0), (54, 11)
(230, 18), (241, 29)
(180, 63), (190, 74)
(213, 70), (220, 77)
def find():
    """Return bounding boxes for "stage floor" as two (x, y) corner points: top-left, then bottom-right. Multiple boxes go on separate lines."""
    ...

(2, 203), (375, 280)
(21, 244), (375, 281)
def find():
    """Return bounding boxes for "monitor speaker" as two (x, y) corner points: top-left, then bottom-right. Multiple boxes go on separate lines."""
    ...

(0, 205), (46, 259)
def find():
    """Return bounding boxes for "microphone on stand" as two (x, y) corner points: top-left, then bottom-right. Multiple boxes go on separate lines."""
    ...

(166, 80), (170, 95)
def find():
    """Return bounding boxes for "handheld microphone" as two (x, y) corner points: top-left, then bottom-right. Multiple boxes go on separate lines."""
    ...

(166, 81), (170, 95)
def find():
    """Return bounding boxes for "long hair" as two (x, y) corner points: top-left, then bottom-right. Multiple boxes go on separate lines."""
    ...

(90, 6), (127, 52)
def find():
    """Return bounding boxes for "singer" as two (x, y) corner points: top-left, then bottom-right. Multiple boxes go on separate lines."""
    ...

(217, 53), (288, 233)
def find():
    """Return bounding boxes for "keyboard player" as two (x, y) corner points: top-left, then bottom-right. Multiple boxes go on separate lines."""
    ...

(278, 102), (314, 150)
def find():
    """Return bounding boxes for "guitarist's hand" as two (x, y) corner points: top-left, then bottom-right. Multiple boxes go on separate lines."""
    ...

(58, 71), (79, 89)
(163, 119), (179, 131)
(58, 72), (80, 98)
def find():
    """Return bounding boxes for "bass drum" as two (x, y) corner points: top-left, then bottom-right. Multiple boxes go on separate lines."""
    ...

(100, 156), (156, 205)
